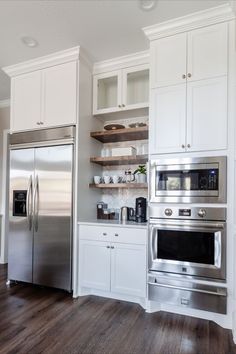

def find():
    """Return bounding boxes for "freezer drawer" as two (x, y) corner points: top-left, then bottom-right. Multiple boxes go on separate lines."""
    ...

(148, 276), (227, 314)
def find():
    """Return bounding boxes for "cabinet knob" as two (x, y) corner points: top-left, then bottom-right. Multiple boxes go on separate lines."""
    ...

(122, 104), (125, 107)
(111, 246), (114, 249)
(36, 122), (41, 125)
(118, 104), (121, 108)
(187, 144), (191, 148)
(181, 144), (185, 149)
(106, 245), (110, 249)
(182, 74), (186, 79)
(102, 232), (107, 236)
(40, 122), (44, 125)
(114, 233), (119, 237)
(187, 73), (192, 78)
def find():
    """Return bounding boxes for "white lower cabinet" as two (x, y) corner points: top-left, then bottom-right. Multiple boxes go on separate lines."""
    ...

(79, 240), (110, 291)
(79, 224), (147, 301)
(111, 243), (146, 297)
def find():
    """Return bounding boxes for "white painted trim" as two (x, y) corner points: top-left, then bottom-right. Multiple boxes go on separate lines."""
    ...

(0, 99), (10, 108)
(93, 50), (150, 74)
(0, 130), (9, 264)
(143, 4), (235, 41)
(2, 46), (81, 77)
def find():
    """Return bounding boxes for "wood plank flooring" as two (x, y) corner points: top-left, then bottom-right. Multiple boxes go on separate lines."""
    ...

(0, 264), (235, 354)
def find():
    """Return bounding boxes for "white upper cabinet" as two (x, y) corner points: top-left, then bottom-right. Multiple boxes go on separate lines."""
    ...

(93, 65), (149, 115)
(148, 21), (228, 154)
(3, 47), (80, 133)
(150, 33), (187, 88)
(187, 23), (228, 82)
(93, 51), (149, 115)
(187, 77), (228, 152)
(150, 85), (186, 154)
(42, 61), (77, 128)
(11, 71), (42, 132)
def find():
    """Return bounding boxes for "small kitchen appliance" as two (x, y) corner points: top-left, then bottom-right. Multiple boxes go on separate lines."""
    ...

(120, 206), (135, 222)
(135, 197), (147, 223)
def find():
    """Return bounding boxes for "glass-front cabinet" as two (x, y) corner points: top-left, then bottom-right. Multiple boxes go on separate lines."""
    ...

(93, 64), (149, 115)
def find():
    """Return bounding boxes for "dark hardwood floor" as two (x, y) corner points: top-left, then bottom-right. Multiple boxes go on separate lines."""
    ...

(0, 264), (235, 354)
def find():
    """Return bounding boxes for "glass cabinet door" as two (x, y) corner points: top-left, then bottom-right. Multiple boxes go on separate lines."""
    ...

(93, 70), (122, 114)
(122, 64), (149, 110)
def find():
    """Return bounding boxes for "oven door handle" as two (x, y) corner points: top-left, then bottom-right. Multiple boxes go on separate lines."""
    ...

(150, 220), (225, 230)
(150, 225), (158, 262)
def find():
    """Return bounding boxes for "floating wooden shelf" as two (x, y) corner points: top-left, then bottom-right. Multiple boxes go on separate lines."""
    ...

(90, 126), (148, 143)
(89, 183), (148, 189)
(90, 154), (148, 166)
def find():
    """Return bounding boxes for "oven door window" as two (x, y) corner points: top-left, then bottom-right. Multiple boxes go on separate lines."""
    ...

(157, 229), (215, 265)
(156, 168), (218, 192)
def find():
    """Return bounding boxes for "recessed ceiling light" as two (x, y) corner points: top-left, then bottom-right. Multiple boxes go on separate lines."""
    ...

(139, 0), (157, 11)
(21, 36), (38, 48)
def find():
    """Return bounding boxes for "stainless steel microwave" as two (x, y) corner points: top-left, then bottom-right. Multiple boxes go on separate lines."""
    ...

(150, 156), (227, 204)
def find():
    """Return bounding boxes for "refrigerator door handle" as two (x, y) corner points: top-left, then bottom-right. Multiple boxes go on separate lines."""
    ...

(26, 175), (33, 230)
(33, 175), (39, 232)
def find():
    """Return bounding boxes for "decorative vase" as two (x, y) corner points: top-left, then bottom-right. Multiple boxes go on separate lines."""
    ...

(137, 174), (147, 183)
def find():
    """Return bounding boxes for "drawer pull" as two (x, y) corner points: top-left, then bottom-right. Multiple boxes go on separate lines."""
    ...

(102, 233), (107, 236)
(114, 233), (119, 237)
(181, 298), (189, 305)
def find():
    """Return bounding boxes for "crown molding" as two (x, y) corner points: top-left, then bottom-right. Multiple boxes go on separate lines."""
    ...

(2, 46), (81, 77)
(0, 99), (10, 108)
(143, 4), (236, 41)
(93, 50), (150, 75)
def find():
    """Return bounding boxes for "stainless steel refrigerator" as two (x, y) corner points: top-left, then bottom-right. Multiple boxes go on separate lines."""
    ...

(8, 126), (75, 291)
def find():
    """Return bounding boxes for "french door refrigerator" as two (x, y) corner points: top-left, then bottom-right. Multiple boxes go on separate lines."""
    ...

(8, 126), (74, 291)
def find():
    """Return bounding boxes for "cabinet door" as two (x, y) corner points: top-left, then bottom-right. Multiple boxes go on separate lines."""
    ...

(187, 23), (228, 82)
(186, 77), (227, 152)
(79, 240), (111, 291)
(122, 64), (149, 110)
(150, 84), (186, 154)
(11, 71), (41, 132)
(150, 33), (187, 88)
(111, 243), (146, 298)
(42, 61), (77, 128)
(93, 70), (122, 114)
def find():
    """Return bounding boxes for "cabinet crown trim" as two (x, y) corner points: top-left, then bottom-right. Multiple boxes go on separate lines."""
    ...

(93, 50), (149, 75)
(2, 46), (81, 77)
(143, 4), (235, 41)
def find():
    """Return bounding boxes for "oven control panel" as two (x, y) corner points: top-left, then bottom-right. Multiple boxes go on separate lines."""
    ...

(150, 206), (226, 221)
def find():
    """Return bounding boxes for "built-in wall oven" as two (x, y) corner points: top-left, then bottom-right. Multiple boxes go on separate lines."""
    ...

(149, 206), (226, 281)
(148, 206), (227, 314)
(150, 156), (227, 203)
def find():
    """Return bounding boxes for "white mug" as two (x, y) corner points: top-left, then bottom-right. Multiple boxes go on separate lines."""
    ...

(94, 176), (101, 184)
(104, 175), (111, 184)
(112, 175), (119, 184)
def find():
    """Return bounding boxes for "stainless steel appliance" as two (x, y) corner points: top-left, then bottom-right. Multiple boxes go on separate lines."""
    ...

(120, 206), (135, 222)
(8, 126), (75, 291)
(148, 205), (227, 314)
(150, 156), (227, 203)
(135, 197), (147, 223)
(149, 206), (226, 281)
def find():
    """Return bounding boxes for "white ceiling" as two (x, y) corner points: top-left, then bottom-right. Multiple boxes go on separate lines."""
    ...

(0, 0), (228, 101)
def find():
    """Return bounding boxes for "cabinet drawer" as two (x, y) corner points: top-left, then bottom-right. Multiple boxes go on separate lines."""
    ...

(79, 224), (147, 245)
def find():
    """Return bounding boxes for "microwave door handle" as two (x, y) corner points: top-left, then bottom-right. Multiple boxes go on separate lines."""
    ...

(26, 175), (33, 230)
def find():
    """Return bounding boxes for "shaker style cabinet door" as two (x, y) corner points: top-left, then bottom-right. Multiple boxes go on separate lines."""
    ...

(42, 61), (77, 128)
(79, 240), (111, 291)
(150, 32), (187, 88)
(150, 84), (186, 154)
(110, 243), (146, 297)
(187, 22), (228, 82)
(186, 77), (228, 152)
(11, 71), (41, 132)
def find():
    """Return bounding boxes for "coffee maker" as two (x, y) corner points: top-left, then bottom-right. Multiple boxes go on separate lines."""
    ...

(135, 197), (147, 223)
